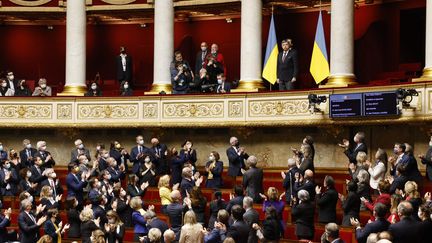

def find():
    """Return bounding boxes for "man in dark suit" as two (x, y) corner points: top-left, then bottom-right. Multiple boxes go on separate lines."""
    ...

(0, 206), (11, 243)
(166, 190), (190, 239)
(195, 42), (208, 75)
(226, 205), (250, 243)
(227, 137), (249, 178)
(40, 168), (63, 199)
(145, 210), (169, 235)
(92, 195), (108, 227)
(18, 199), (47, 243)
(276, 39), (298, 91)
(322, 223), (345, 243)
(130, 135), (151, 175)
(116, 46), (132, 83)
(150, 138), (168, 175)
(0, 161), (19, 196)
(316, 175), (338, 224)
(242, 196), (259, 243)
(70, 139), (91, 164)
(339, 132), (367, 164)
(293, 169), (316, 201)
(283, 158), (301, 204)
(352, 203), (390, 243)
(34, 141), (55, 169)
(388, 201), (420, 243)
(66, 163), (89, 206)
(226, 185), (244, 213)
(242, 156), (263, 203)
(29, 156), (47, 195)
(5, 71), (17, 94)
(19, 139), (37, 168)
(216, 73), (231, 93)
(420, 136), (432, 181)
(390, 143), (410, 177)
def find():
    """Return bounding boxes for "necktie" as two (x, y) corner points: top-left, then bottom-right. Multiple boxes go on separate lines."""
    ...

(27, 212), (36, 224)
(138, 146), (142, 154)
(27, 149), (30, 158)
(51, 180), (56, 197)
(282, 52), (287, 62)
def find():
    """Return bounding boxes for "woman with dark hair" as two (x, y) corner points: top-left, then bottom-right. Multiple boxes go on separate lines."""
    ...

(291, 189), (315, 241)
(418, 204), (432, 236)
(44, 208), (70, 243)
(19, 168), (38, 196)
(296, 144), (314, 174)
(179, 140), (197, 169)
(14, 79), (32, 96)
(66, 196), (81, 238)
(205, 151), (223, 189)
(169, 147), (188, 185)
(127, 174), (148, 198)
(139, 154), (157, 187)
(109, 141), (130, 172)
(316, 175), (338, 224)
(340, 180), (361, 226)
(105, 210), (125, 243)
(253, 206), (281, 243)
(189, 186), (207, 225)
(85, 81), (102, 97)
(120, 81), (133, 96)
(112, 186), (132, 227)
(207, 191), (227, 230)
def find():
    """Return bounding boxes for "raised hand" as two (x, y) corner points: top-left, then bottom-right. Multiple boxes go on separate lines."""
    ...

(4, 208), (11, 218)
(148, 205), (155, 211)
(104, 223), (110, 232)
(281, 171), (286, 179)
(279, 192), (286, 201)
(55, 195), (62, 202)
(425, 192), (431, 201)
(350, 217), (360, 227)
(63, 223), (70, 231)
(140, 181), (149, 191)
(259, 193), (267, 200)
(37, 215), (47, 226)
(315, 186), (322, 195)
(93, 217), (101, 227)
(173, 183), (180, 191)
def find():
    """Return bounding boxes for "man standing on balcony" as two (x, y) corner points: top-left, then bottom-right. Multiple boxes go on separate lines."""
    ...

(276, 39), (298, 91)
(116, 46), (132, 83)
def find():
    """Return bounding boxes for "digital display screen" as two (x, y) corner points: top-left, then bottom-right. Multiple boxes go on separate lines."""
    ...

(330, 93), (363, 118)
(363, 92), (399, 116)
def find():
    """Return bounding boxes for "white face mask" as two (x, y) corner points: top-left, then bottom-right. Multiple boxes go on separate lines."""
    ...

(209, 156), (215, 161)
(26, 171), (32, 178)
(144, 158), (151, 163)
(138, 140), (144, 145)
(91, 85), (97, 90)
(106, 174), (112, 180)
(26, 144), (32, 149)
(418, 211), (423, 219)
(28, 195), (34, 203)
(1, 83), (7, 88)
(51, 172), (57, 178)
(201, 47), (207, 52)
(83, 159), (89, 165)
(217, 79), (223, 84)
(40, 84), (46, 89)
(124, 84), (129, 89)
(78, 144), (84, 149)
(4, 163), (10, 169)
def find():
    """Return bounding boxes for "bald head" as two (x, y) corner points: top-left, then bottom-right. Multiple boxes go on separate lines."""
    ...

(170, 190), (181, 202)
(304, 169), (314, 179)
(287, 158), (296, 167)
(247, 155), (258, 168)
(230, 137), (238, 146)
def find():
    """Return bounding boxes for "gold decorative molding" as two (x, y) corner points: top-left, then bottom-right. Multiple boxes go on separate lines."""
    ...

(248, 99), (309, 117)
(0, 104), (52, 119)
(78, 104), (138, 119)
(9, 0), (51, 7)
(228, 101), (243, 118)
(163, 102), (223, 118)
(143, 103), (158, 119)
(57, 104), (72, 119)
(101, 0), (136, 5)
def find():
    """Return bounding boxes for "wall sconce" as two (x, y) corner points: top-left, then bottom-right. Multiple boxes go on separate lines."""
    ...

(225, 18), (233, 23)
(140, 23), (147, 28)
(47, 25), (54, 30)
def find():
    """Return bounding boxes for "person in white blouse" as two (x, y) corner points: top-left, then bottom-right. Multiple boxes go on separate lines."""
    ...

(366, 148), (388, 191)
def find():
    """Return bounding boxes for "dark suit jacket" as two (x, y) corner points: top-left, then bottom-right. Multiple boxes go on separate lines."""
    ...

(293, 179), (315, 201)
(344, 143), (367, 164)
(226, 196), (244, 214)
(81, 220), (99, 243)
(106, 224), (125, 243)
(35, 150), (55, 168)
(243, 208), (260, 243)
(127, 184), (146, 198)
(0, 214), (10, 243)
(283, 167), (301, 203)
(208, 199), (227, 230)
(227, 220), (250, 243)
(276, 48), (298, 82)
(116, 198), (133, 227)
(205, 160), (224, 189)
(130, 145), (151, 174)
(67, 208), (81, 238)
(40, 198), (60, 211)
(216, 82), (231, 93)
(148, 218), (169, 235)
(388, 216), (420, 243)
(19, 179), (37, 196)
(298, 158), (314, 174)
(316, 188), (338, 223)
(403, 154), (422, 182)
(166, 203), (188, 234)
(341, 191), (361, 226)
(66, 172), (88, 204)
(92, 205), (108, 229)
(40, 178), (63, 198)
(0, 168), (19, 196)
(243, 167), (263, 203)
(170, 153), (188, 185)
(355, 218), (390, 243)
(44, 219), (59, 243)
(291, 201), (315, 239)
(180, 178), (195, 198)
(226, 146), (249, 176)
(150, 144), (168, 174)
(19, 148), (37, 167)
(421, 146), (432, 181)
(18, 211), (41, 243)
(116, 55), (132, 82)
(70, 148), (91, 163)
(195, 50), (208, 74)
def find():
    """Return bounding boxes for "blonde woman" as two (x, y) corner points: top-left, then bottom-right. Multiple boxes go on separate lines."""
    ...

(80, 207), (101, 243)
(130, 196), (149, 241)
(404, 181), (422, 219)
(37, 235), (53, 243)
(179, 211), (203, 243)
(91, 229), (106, 243)
(40, 185), (61, 211)
(158, 175), (179, 214)
(260, 187), (285, 237)
(105, 210), (125, 243)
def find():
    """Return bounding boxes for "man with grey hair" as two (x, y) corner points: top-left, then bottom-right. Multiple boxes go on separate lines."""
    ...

(18, 199), (47, 242)
(35, 140), (55, 168)
(163, 229), (176, 243)
(227, 136), (249, 179)
(292, 189), (314, 240)
(294, 169), (316, 201)
(282, 157), (301, 204)
(70, 138), (91, 163)
(242, 155), (263, 203)
(145, 209), (169, 236)
(243, 196), (259, 243)
(321, 223), (343, 243)
(388, 201), (420, 243)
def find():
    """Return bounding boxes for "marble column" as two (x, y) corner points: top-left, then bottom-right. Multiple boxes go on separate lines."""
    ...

(321, 0), (358, 88)
(236, 0), (265, 91)
(58, 0), (87, 96)
(414, 0), (432, 82)
(149, 0), (174, 93)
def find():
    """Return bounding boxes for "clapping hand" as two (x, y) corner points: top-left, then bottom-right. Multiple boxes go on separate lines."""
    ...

(55, 194), (62, 202)
(252, 223), (261, 230)
(240, 168), (246, 174)
(259, 193), (267, 201)
(37, 215), (47, 226)
(140, 181), (149, 191)
(93, 217), (101, 227)
(36, 204), (46, 215)
(350, 218), (360, 227)
(279, 192), (286, 201)
(184, 197), (192, 208)
(281, 171), (286, 179)
(360, 197), (369, 203)
(173, 183), (179, 191)
(4, 208), (11, 219)
(338, 193), (345, 201)
(338, 139), (349, 148)
(104, 223), (110, 232)
(148, 205), (155, 211)
(424, 192), (431, 202)
(315, 186), (322, 195)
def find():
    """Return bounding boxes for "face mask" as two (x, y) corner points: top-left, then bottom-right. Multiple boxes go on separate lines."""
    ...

(103, 153), (109, 159)
(28, 195), (34, 203)
(96, 146), (101, 151)
(4, 163), (10, 169)
(124, 84), (129, 89)
(112, 161), (117, 167)
(40, 84), (46, 89)
(26, 171), (32, 178)
(51, 172), (57, 178)
(429, 141), (432, 147)
(115, 144), (121, 149)
(393, 148), (399, 154)
(201, 47), (207, 52)
(0, 146), (3, 151)
(83, 159), (89, 165)
(418, 211), (423, 219)
(108, 218), (115, 224)
(91, 85), (97, 90)
(120, 190), (127, 197)
(78, 144), (84, 149)
(96, 182), (101, 188)
(217, 79), (222, 84)
(209, 156), (215, 161)
(106, 174), (112, 180)
(1, 83), (6, 88)
(26, 144), (32, 149)
(138, 140), (144, 145)
(144, 158), (151, 163)
(41, 146), (47, 151)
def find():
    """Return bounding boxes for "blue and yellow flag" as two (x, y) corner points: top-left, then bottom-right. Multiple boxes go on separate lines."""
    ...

(310, 11), (330, 84)
(262, 14), (279, 84)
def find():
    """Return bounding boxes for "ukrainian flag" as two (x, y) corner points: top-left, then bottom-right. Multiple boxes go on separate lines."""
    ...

(310, 11), (330, 84)
(262, 14), (278, 84)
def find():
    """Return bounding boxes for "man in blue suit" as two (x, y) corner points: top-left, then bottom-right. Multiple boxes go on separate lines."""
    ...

(226, 137), (249, 178)
(66, 162), (89, 206)
(130, 135), (151, 175)
(352, 203), (390, 243)
(388, 201), (420, 243)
